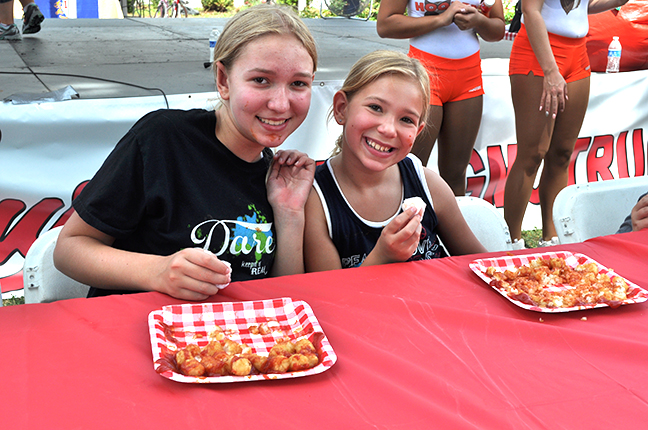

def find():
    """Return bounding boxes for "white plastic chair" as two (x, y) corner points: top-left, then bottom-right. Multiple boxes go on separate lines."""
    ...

(23, 226), (90, 304)
(553, 176), (648, 244)
(456, 196), (514, 252)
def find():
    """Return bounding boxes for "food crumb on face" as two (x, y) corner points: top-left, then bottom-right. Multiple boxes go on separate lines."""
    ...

(539, 318), (544, 322)
(581, 316), (587, 321)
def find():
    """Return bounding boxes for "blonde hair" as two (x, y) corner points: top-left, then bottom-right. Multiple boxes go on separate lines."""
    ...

(212, 4), (318, 77)
(331, 50), (430, 156)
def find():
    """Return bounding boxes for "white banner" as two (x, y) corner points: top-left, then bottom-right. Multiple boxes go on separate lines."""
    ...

(1, 65), (647, 292)
(465, 60), (648, 229)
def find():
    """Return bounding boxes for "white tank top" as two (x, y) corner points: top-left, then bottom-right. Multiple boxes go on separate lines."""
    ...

(408, 0), (481, 59)
(522, 0), (590, 38)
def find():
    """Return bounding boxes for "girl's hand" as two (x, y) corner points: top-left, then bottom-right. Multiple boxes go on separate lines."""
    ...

(452, 4), (481, 30)
(266, 150), (316, 213)
(442, 1), (472, 26)
(540, 68), (568, 119)
(153, 248), (232, 301)
(370, 207), (422, 264)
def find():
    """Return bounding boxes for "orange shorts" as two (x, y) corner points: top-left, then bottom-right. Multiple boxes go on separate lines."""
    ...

(509, 24), (591, 83)
(408, 46), (484, 106)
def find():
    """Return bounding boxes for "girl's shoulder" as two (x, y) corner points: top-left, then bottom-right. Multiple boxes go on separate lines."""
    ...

(126, 110), (213, 139)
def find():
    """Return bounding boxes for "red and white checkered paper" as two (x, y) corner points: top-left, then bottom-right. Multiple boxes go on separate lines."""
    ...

(148, 297), (337, 383)
(469, 251), (648, 313)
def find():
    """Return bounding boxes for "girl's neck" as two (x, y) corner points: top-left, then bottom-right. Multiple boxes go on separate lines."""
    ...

(214, 108), (264, 163)
(330, 152), (398, 191)
(330, 153), (403, 222)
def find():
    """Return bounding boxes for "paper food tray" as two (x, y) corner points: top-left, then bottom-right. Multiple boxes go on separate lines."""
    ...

(469, 251), (648, 313)
(148, 297), (337, 383)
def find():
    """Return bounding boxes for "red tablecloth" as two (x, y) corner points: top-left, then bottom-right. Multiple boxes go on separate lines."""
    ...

(2, 231), (648, 429)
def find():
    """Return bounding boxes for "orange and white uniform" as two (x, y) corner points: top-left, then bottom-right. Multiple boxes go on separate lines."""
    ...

(522, 0), (590, 38)
(510, 0), (591, 82)
(407, 0), (485, 105)
(408, 0), (481, 58)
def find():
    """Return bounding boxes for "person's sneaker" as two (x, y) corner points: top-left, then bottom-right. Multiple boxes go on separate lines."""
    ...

(538, 237), (560, 247)
(0, 24), (21, 40)
(511, 238), (526, 250)
(22, 3), (44, 35)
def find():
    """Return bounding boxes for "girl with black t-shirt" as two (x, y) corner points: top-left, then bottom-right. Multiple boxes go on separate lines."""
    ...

(53, 5), (318, 301)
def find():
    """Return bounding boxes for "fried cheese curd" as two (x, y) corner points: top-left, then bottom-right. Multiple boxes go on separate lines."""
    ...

(173, 337), (320, 378)
(485, 257), (631, 308)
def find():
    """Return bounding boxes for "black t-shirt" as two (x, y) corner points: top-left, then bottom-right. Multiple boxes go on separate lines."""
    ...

(74, 109), (276, 296)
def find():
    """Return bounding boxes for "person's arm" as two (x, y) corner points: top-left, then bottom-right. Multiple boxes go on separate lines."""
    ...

(453, 0), (506, 42)
(266, 149), (315, 276)
(376, 0), (470, 39)
(424, 169), (487, 255)
(588, 0), (628, 14)
(631, 193), (648, 232)
(303, 188), (344, 272)
(53, 212), (232, 301)
(522, 0), (566, 119)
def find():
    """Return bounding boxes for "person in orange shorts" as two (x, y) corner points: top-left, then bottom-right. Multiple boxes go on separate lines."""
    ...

(377, 0), (505, 196)
(505, 0), (630, 249)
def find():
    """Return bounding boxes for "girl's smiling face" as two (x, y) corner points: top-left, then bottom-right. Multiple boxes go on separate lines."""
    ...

(333, 74), (426, 171)
(216, 33), (315, 162)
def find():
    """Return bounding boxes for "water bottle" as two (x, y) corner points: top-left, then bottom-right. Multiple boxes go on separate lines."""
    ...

(605, 36), (622, 73)
(209, 27), (221, 64)
(478, 0), (495, 16)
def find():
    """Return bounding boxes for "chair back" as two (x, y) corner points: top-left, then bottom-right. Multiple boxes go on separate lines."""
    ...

(456, 196), (514, 252)
(23, 227), (90, 303)
(553, 176), (648, 243)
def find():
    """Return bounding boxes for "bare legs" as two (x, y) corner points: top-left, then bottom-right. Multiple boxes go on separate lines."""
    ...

(505, 73), (590, 241)
(411, 105), (442, 168)
(0, 1), (13, 25)
(0, 0), (36, 25)
(411, 96), (483, 196)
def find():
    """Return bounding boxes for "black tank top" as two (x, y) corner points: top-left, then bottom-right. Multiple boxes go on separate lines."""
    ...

(314, 154), (448, 268)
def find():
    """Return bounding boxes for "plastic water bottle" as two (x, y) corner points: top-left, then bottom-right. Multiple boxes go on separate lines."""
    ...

(605, 36), (622, 73)
(209, 27), (221, 64)
(478, 0), (495, 16)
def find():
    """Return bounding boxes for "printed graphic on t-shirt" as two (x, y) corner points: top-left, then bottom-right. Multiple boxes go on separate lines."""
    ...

(342, 253), (367, 269)
(412, 228), (444, 260)
(419, 0), (451, 15)
(189, 204), (274, 277)
(341, 228), (443, 269)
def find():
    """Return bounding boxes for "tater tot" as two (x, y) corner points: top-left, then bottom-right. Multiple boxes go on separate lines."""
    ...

(294, 338), (316, 355)
(269, 341), (295, 357)
(227, 356), (252, 376)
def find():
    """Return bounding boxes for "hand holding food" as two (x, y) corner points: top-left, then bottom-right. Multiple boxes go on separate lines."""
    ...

(153, 248), (232, 300)
(371, 209), (423, 264)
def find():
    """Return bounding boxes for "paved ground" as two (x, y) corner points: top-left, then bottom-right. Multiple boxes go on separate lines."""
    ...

(0, 16), (513, 100)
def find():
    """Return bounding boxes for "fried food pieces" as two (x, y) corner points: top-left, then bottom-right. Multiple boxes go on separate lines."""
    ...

(173, 337), (320, 378)
(249, 339), (320, 374)
(486, 257), (631, 308)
